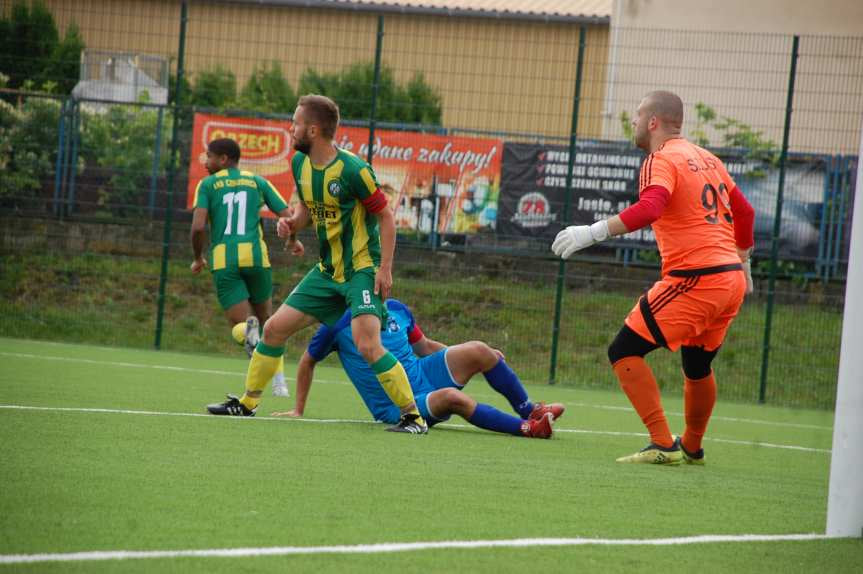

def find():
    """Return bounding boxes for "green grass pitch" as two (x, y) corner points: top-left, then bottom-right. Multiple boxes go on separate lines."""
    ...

(0, 338), (861, 572)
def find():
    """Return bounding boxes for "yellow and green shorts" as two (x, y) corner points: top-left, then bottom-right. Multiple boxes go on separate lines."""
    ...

(212, 266), (273, 310)
(285, 266), (385, 327)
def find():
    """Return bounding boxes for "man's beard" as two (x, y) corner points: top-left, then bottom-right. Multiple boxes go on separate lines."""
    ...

(294, 136), (311, 154)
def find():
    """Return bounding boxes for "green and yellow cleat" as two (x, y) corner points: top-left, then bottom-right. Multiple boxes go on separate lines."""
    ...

(675, 436), (705, 465)
(616, 442), (683, 464)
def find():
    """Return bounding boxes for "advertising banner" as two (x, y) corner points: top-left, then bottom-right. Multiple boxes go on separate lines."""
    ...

(497, 142), (645, 242)
(328, 128), (501, 235)
(497, 142), (833, 258)
(187, 113), (502, 233)
(186, 113), (294, 212)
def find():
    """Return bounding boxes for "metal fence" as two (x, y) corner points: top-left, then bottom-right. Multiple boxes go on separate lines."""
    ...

(1, 0), (861, 409)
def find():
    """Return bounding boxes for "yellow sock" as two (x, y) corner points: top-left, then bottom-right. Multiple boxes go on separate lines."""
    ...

(275, 355), (284, 376)
(371, 353), (423, 423)
(240, 342), (283, 410)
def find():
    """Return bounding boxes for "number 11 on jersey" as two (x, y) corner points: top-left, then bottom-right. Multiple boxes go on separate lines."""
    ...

(222, 191), (247, 235)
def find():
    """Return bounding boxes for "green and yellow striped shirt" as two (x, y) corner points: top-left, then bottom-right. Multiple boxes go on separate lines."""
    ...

(193, 167), (288, 271)
(291, 148), (382, 283)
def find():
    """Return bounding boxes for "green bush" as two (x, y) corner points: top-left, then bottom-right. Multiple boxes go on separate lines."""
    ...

(298, 61), (442, 125)
(81, 96), (172, 216)
(190, 66), (236, 110)
(0, 77), (63, 203)
(37, 22), (85, 95)
(237, 61), (296, 114)
(0, 1), (84, 93)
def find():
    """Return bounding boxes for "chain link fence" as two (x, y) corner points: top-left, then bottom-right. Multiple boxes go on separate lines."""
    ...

(1, 0), (860, 409)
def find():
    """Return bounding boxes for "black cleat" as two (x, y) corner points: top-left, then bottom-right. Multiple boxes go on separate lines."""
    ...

(206, 394), (256, 417)
(385, 413), (428, 434)
(675, 436), (705, 465)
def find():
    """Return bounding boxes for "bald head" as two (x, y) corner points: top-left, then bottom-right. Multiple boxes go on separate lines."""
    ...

(642, 90), (684, 131)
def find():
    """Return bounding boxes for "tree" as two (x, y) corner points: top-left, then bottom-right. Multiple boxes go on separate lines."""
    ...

(401, 71), (442, 125)
(690, 102), (780, 176)
(297, 61), (442, 125)
(238, 61), (296, 114)
(0, 76), (63, 204)
(190, 65), (236, 110)
(81, 95), (172, 217)
(0, 0), (59, 89)
(37, 22), (85, 94)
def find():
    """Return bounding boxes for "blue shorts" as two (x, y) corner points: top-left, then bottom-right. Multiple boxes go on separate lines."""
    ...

(378, 348), (462, 425)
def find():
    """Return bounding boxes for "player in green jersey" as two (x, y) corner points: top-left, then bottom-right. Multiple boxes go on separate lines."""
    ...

(191, 138), (297, 396)
(206, 95), (427, 434)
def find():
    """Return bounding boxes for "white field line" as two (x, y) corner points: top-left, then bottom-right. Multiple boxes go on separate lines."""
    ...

(0, 351), (833, 431)
(0, 534), (838, 565)
(0, 404), (831, 454)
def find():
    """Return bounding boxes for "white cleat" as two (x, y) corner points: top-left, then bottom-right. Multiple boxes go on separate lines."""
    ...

(272, 382), (290, 397)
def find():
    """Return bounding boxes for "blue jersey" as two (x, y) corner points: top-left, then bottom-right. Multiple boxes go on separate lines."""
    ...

(307, 299), (424, 420)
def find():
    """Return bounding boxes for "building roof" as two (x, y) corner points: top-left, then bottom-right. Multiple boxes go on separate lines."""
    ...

(228, 0), (612, 24)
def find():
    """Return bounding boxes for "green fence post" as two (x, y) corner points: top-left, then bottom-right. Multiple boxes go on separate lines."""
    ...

(149, 106), (165, 217)
(154, 0), (188, 350)
(52, 98), (68, 218)
(549, 26), (587, 385)
(367, 14), (384, 165)
(759, 34), (799, 403)
(65, 100), (81, 217)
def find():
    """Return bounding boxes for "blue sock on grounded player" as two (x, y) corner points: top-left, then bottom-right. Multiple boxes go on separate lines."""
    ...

(483, 359), (533, 418)
(467, 403), (524, 436)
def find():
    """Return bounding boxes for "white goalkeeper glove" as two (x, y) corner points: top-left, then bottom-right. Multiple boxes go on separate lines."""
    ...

(737, 247), (754, 295)
(551, 220), (610, 259)
(742, 260), (754, 294)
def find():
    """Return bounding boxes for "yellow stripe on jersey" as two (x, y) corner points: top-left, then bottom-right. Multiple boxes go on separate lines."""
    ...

(323, 161), (346, 282)
(299, 157), (313, 203)
(212, 244), (226, 271)
(215, 169), (229, 177)
(237, 242), (253, 267)
(358, 167), (377, 195)
(351, 203), (373, 271)
(192, 180), (203, 207)
(258, 225), (271, 268)
(240, 170), (254, 177)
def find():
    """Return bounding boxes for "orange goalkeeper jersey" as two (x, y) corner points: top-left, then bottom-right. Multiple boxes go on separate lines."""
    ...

(639, 138), (741, 276)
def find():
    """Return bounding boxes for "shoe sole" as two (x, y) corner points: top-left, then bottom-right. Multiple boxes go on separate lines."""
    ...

(616, 450), (683, 464)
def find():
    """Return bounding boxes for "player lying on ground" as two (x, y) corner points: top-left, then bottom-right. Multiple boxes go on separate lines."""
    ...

(274, 299), (565, 438)
(551, 90), (755, 464)
(190, 137), (301, 397)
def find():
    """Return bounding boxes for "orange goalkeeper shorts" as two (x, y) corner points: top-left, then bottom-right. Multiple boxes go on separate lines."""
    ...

(624, 264), (747, 352)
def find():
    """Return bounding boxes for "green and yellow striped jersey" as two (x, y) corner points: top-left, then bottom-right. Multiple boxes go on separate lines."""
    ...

(193, 167), (288, 271)
(292, 148), (382, 283)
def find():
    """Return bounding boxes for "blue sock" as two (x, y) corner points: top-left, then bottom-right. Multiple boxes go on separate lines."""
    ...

(467, 403), (524, 436)
(484, 359), (533, 418)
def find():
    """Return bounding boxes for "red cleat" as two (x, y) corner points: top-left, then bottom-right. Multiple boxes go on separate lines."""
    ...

(520, 412), (554, 439)
(529, 401), (565, 421)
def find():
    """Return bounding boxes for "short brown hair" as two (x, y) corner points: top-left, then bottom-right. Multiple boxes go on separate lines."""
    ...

(643, 90), (684, 130)
(298, 94), (340, 139)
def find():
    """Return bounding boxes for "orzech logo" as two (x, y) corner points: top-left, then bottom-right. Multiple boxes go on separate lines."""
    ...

(328, 180), (342, 198)
(511, 191), (557, 229)
(202, 121), (290, 164)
